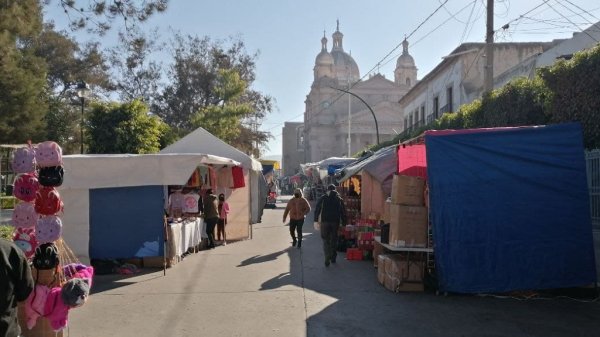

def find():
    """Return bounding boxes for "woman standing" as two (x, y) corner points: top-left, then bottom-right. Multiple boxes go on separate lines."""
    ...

(203, 189), (219, 249)
(217, 193), (230, 245)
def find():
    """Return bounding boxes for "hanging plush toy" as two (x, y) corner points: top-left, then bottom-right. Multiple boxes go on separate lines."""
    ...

(36, 216), (63, 244)
(35, 141), (63, 168)
(12, 202), (38, 228)
(11, 145), (36, 174)
(12, 227), (37, 259)
(13, 173), (40, 203)
(35, 187), (63, 216)
(44, 278), (90, 331)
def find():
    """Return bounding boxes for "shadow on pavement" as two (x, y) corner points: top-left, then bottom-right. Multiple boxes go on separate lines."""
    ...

(257, 201), (600, 337)
(90, 269), (164, 294)
(237, 249), (288, 267)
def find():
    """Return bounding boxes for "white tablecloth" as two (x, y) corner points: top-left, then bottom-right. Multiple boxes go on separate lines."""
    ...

(167, 218), (205, 259)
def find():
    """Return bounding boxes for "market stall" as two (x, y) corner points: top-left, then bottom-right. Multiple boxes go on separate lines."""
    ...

(425, 123), (596, 293)
(59, 153), (240, 265)
(160, 127), (266, 235)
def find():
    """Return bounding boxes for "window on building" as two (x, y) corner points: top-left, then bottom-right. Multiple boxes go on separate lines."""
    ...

(404, 117), (408, 131)
(446, 86), (453, 113)
(433, 96), (439, 118)
(420, 105), (425, 125)
(406, 78), (411, 86)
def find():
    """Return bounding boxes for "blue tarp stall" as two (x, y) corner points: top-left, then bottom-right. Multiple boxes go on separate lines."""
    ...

(59, 154), (240, 263)
(426, 123), (597, 293)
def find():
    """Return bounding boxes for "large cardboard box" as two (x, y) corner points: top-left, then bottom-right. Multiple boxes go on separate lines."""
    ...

(382, 198), (391, 224)
(384, 274), (400, 292)
(389, 204), (428, 247)
(388, 255), (424, 282)
(377, 267), (386, 285)
(374, 242), (385, 268)
(391, 174), (425, 206)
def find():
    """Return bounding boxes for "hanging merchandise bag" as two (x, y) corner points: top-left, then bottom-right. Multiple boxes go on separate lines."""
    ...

(38, 165), (65, 187)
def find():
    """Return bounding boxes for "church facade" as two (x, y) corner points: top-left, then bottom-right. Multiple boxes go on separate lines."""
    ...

(293, 22), (418, 165)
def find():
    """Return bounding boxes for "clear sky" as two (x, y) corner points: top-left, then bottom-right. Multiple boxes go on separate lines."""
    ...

(45, 0), (600, 158)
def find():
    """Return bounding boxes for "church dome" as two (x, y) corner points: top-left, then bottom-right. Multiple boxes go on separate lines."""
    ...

(396, 39), (416, 68)
(330, 21), (360, 82)
(315, 36), (334, 66)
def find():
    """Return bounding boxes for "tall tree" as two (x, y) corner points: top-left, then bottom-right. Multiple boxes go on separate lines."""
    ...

(0, 0), (48, 143)
(50, 0), (169, 35)
(31, 24), (111, 153)
(153, 33), (273, 154)
(87, 100), (168, 153)
(109, 27), (163, 104)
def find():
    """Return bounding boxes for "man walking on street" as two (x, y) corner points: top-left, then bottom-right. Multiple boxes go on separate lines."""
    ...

(314, 184), (347, 267)
(283, 188), (311, 248)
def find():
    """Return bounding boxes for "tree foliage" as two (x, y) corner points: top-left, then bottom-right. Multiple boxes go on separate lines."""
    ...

(87, 100), (168, 153)
(154, 34), (273, 155)
(539, 43), (600, 149)
(51, 0), (169, 35)
(0, 0), (48, 143)
(109, 27), (162, 103)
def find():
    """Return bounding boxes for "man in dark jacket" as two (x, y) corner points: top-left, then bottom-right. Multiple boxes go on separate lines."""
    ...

(203, 189), (219, 249)
(1, 239), (34, 337)
(314, 184), (347, 267)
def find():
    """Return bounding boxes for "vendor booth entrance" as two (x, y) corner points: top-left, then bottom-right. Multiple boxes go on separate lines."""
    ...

(59, 154), (240, 264)
(160, 127), (267, 235)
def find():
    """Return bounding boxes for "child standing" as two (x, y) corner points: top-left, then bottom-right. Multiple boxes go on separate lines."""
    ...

(217, 193), (230, 245)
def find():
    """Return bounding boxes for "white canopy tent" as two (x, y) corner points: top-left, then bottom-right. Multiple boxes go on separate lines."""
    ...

(160, 127), (266, 235)
(59, 153), (239, 264)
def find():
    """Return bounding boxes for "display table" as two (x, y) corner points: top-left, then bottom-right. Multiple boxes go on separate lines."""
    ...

(167, 218), (205, 264)
(373, 236), (432, 268)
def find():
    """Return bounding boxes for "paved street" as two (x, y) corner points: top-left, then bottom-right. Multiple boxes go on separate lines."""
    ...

(67, 196), (600, 337)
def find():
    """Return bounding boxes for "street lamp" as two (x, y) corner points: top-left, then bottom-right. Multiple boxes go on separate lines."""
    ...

(75, 81), (90, 154)
(329, 86), (380, 146)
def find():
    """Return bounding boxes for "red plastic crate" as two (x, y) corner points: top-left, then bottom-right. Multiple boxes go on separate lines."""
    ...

(346, 248), (363, 261)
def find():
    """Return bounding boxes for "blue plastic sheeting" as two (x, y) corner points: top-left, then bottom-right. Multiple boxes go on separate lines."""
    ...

(328, 164), (344, 176)
(89, 185), (165, 259)
(262, 165), (274, 175)
(426, 123), (596, 293)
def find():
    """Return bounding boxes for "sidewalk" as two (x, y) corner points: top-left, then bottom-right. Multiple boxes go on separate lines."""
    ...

(67, 196), (600, 337)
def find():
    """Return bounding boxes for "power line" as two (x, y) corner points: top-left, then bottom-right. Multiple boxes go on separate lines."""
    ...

(545, 0), (599, 42)
(564, 0), (600, 21)
(496, 0), (550, 33)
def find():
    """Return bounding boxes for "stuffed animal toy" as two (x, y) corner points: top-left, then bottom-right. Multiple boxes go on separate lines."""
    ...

(34, 186), (63, 216)
(13, 173), (40, 202)
(11, 145), (36, 173)
(61, 278), (90, 307)
(63, 264), (94, 287)
(36, 216), (63, 244)
(12, 227), (37, 259)
(12, 202), (38, 228)
(24, 284), (51, 329)
(35, 141), (63, 168)
(44, 278), (90, 332)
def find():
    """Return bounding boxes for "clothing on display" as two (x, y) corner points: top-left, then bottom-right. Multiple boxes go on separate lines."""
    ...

(168, 190), (185, 217)
(217, 167), (234, 189)
(183, 192), (201, 214)
(231, 166), (245, 188)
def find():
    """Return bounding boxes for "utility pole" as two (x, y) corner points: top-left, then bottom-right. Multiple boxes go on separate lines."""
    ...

(484, 0), (494, 94)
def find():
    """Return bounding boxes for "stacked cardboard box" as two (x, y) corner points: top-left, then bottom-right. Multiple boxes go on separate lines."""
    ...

(389, 174), (428, 247)
(377, 254), (424, 292)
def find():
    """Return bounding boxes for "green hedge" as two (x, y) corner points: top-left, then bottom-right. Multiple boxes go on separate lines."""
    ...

(1, 197), (16, 209)
(0, 225), (13, 240)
